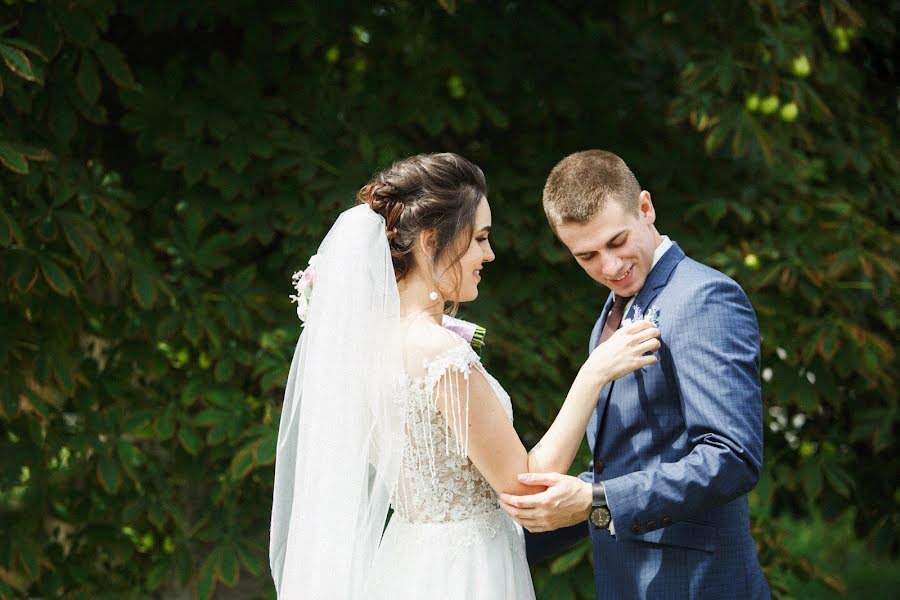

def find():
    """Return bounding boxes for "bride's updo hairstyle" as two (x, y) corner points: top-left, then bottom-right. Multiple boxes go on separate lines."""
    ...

(357, 152), (487, 289)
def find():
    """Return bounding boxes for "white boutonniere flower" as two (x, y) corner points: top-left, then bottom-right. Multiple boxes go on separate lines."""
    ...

(622, 304), (661, 327)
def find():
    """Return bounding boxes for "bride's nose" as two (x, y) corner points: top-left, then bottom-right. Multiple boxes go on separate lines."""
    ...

(482, 242), (495, 263)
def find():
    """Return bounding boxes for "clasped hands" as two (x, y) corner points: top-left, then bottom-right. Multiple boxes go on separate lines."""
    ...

(498, 472), (593, 533)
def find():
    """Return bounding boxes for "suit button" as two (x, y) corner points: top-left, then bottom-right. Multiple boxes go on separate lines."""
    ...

(594, 461), (604, 474)
(663, 517), (672, 526)
(631, 524), (641, 534)
(646, 520), (657, 530)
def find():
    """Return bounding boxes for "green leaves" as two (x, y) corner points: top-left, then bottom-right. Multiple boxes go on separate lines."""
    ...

(550, 540), (590, 575)
(131, 266), (157, 308)
(196, 543), (241, 600)
(1, 376), (20, 419)
(235, 539), (264, 577)
(230, 428), (277, 481)
(56, 210), (101, 260)
(76, 52), (101, 104)
(0, 2), (896, 598)
(0, 44), (37, 82)
(93, 41), (136, 88)
(145, 562), (168, 591)
(0, 140), (54, 175)
(97, 452), (121, 494)
(194, 402), (245, 446)
(38, 256), (75, 296)
(177, 425), (203, 456)
(0, 31), (48, 92)
(59, 9), (99, 47)
(0, 140), (29, 174)
(117, 440), (145, 482)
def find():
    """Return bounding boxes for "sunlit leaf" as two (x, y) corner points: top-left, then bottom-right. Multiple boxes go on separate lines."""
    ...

(0, 141), (28, 174)
(0, 206), (25, 246)
(38, 258), (74, 296)
(3, 37), (48, 61)
(57, 211), (100, 260)
(206, 422), (230, 445)
(194, 408), (228, 427)
(177, 425), (202, 456)
(230, 444), (256, 480)
(255, 432), (276, 466)
(0, 45), (37, 82)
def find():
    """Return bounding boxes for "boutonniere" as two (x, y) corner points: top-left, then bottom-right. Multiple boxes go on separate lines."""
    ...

(442, 315), (486, 352)
(622, 304), (660, 328)
(289, 254), (318, 323)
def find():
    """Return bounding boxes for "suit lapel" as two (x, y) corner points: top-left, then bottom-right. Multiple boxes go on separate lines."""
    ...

(624, 242), (685, 321)
(593, 243), (686, 458)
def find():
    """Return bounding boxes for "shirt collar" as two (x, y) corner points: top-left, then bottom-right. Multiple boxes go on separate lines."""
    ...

(615, 235), (672, 306)
(652, 235), (673, 269)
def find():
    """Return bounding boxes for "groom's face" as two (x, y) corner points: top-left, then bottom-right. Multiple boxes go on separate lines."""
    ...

(556, 191), (661, 297)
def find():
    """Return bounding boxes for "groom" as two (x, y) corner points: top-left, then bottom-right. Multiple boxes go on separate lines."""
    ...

(500, 150), (769, 598)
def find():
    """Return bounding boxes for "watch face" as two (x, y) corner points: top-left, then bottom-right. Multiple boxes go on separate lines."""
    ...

(590, 507), (611, 529)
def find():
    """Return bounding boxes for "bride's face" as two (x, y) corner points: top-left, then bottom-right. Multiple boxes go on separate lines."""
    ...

(437, 197), (495, 302)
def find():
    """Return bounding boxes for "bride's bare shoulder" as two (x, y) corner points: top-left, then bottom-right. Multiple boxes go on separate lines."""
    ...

(402, 320), (464, 356)
(400, 320), (468, 374)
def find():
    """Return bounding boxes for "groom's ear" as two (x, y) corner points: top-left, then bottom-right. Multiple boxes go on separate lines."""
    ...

(639, 191), (656, 224)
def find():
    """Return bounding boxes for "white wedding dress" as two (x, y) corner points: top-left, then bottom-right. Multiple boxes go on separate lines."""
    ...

(270, 206), (535, 599)
(366, 340), (536, 599)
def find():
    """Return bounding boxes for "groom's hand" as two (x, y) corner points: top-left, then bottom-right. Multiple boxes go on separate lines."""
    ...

(498, 473), (592, 532)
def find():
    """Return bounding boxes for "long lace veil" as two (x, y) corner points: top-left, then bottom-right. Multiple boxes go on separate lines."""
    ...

(270, 204), (403, 598)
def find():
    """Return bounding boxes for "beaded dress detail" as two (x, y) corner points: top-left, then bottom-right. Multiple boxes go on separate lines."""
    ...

(393, 343), (511, 525)
(367, 338), (535, 599)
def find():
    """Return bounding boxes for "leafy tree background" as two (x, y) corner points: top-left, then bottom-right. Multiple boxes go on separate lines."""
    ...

(0, 1), (896, 598)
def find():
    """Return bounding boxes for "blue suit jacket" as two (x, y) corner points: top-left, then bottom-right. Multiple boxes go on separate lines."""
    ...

(527, 243), (769, 599)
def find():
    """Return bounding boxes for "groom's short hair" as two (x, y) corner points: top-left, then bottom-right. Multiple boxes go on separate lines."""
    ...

(542, 150), (642, 229)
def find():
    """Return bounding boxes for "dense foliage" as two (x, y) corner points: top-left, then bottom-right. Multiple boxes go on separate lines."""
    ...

(1, 1), (896, 598)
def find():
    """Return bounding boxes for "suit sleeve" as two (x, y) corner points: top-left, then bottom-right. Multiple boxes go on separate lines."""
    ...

(601, 277), (764, 539)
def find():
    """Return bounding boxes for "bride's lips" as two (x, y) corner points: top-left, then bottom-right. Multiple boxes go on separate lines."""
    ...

(473, 270), (482, 282)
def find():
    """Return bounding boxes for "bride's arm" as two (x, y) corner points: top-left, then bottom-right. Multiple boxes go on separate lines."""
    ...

(438, 320), (660, 496)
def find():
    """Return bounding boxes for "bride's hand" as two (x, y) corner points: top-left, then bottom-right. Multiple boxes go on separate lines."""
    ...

(583, 320), (660, 386)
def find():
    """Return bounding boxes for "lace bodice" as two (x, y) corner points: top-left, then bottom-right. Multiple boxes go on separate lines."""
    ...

(392, 342), (513, 524)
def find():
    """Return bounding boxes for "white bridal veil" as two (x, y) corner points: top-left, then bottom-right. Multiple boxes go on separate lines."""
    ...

(270, 205), (403, 599)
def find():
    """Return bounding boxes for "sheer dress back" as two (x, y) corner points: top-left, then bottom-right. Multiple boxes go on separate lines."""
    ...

(367, 335), (535, 599)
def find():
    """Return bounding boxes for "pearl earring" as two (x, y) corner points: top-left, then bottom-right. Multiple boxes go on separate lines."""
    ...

(429, 291), (439, 301)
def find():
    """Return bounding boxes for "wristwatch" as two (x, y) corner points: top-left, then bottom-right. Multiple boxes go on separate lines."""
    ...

(589, 482), (612, 529)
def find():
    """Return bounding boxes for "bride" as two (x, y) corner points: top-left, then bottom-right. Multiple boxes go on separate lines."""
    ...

(269, 153), (659, 599)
